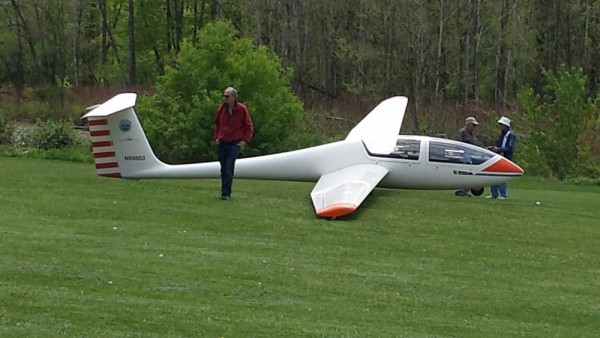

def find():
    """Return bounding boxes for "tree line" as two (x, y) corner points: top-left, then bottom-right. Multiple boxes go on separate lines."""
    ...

(2, 1), (600, 104)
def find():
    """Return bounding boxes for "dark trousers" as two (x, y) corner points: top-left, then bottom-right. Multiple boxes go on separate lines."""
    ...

(218, 141), (240, 197)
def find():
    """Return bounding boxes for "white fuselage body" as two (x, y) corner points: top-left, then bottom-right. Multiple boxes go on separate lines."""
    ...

(135, 135), (514, 190)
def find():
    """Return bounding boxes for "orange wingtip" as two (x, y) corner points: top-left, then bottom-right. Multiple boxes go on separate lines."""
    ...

(483, 157), (524, 174)
(316, 203), (357, 219)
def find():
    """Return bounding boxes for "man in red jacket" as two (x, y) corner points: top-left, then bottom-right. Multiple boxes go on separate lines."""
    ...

(214, 87), (254, 200)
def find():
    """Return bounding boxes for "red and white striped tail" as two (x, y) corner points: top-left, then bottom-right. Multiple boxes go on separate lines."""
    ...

(83, 93), (166, 179)
(88, 117), (121, 178)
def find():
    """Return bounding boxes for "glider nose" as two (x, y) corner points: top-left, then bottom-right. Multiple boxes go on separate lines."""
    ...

(482, 157), (524, 175)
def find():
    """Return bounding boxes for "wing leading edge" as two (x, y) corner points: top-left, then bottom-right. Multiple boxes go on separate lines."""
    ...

(310, 164), (389, 219)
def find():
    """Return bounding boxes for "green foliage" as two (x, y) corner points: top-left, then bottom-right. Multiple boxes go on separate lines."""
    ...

(97, 62), (129, 86)
(517, 66), (598, 179)
(0, 111), (15, 145)
(1, 86), (83, 122)
(574, 144), (600, 179)
(32, 84), (81, 120)
(0, 145), (93, 163)
(0, 113), (91, 162)
(139, 20), (304, 163)
(6, 100), (52, 121)
(565, 176), (600, 186)
(29, 120), (89, 150)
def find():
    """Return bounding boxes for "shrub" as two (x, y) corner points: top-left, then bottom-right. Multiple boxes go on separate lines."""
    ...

(29, 119), (88, 150)
(14, 100), (53, 122)
(12, 125), (32, 148)
(138, 20), (304, 163)
(0, 112), (15, 145)
(517, 66), (597, 180)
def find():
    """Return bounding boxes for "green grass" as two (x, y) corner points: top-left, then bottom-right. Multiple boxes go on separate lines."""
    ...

(1, 157), (599, 337)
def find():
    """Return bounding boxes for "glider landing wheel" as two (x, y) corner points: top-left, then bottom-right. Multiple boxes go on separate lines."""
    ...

(470, 187), (484, 196)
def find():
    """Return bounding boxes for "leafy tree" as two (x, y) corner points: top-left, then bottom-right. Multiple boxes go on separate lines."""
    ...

(517, 66), (597, 179)
(137, 20), (304, 164)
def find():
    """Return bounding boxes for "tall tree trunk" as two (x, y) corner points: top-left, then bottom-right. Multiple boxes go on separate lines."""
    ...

(73, 0), (84, 87)
(175, 0), (183, 52)
(357, 0), (366, 94)
(98, 0), (108, 84)
(140, 0), (164, 76)
(435, 0), (445, 97)
(12, 8), (25, 100)
(495, 0), (508, 103)
(210, 0), (221, 19)
(193, 0), (207, 42)
(553, 0), (561, 69)
(128, 0), (136, 85)
(166, 0), (173, 51)
(98, 0), (120, 85)
(473, 0), (481, 101)
(323, 5), (337, 99)
(10, 0), (40, 83)
(462, 0), (472, 103)
(504, 0), (519, 102)
(289, 0), (300, 65)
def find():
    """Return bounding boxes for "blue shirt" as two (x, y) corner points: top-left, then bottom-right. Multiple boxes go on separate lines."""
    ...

(496, 129), (516, 160)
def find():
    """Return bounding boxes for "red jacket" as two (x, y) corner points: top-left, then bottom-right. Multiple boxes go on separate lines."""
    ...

(213, 101), (253, 143)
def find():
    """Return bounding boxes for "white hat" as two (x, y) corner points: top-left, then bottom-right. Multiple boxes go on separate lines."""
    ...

(465, 116), (479, 125)
(497, 117), (511, 127)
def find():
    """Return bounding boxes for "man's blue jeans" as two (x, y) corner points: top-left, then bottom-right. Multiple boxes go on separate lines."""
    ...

(218, 142), (240, 197)
(491, 182), (507, 198)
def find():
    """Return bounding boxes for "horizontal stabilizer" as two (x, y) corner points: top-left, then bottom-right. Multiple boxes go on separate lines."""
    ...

(83, 93), (137, 118)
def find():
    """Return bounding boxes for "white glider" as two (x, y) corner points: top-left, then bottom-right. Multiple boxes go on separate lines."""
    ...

(83, 93), (523, 219)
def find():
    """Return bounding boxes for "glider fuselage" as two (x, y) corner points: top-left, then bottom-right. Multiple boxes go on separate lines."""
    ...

(134, 135), (520, 190)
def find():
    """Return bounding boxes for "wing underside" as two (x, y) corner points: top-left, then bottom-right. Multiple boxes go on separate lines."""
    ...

(310, 164), (389, 218)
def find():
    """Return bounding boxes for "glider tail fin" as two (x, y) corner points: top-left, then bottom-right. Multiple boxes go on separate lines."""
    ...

(83, 93), (165, 179)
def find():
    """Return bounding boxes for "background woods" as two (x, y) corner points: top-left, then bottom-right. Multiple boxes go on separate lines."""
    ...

(0, 0), (599, 178)
(2, 1), (600, 104)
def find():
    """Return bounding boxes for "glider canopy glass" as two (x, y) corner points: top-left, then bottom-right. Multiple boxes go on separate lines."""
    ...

(429, 141), (493, 165)
(390, 139), (421, 160)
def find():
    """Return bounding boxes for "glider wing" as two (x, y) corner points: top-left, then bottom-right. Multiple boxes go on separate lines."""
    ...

(310, 164), (389, 218)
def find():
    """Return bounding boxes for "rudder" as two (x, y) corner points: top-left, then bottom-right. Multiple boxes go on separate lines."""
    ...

(83, 93), (166, 178)
(87, 117), (122, 177)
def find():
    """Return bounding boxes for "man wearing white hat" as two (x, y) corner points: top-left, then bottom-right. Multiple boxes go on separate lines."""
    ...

(486, 117), (516, 200)
(455, 116), (479, 196)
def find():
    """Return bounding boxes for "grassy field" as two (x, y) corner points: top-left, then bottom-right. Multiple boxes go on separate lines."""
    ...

(1, 157), (599, 337)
